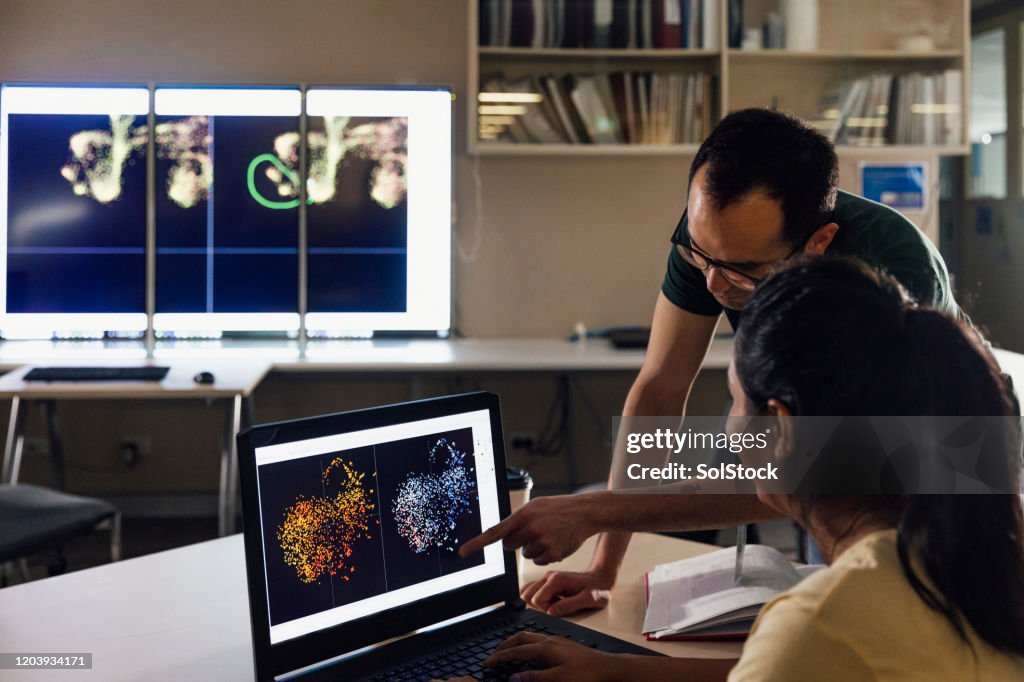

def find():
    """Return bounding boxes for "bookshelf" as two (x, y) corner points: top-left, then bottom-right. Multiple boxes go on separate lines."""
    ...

(469, 0), (970, 157)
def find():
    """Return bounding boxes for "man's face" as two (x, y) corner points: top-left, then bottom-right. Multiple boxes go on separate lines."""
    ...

(685, 165), (792, 310)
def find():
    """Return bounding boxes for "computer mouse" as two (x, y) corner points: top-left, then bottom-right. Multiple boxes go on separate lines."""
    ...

(193, 371), (215, 385)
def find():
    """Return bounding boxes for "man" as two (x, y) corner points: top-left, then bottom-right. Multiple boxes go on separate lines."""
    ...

(459, 108), (959, 616)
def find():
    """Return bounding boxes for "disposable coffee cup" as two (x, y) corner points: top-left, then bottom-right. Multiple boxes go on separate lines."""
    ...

(507, 467), (533, 577)
(507, 466), (533, 514)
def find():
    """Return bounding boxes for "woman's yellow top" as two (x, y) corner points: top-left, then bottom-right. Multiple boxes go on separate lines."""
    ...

(728, 529), (1024, 681)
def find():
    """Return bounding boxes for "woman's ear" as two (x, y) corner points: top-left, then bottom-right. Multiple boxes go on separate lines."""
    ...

(765, 398), (792, 419)
(764, 398), (795, 470)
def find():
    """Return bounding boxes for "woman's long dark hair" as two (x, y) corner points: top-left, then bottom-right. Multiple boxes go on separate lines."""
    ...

(734, 256), (1024, 657)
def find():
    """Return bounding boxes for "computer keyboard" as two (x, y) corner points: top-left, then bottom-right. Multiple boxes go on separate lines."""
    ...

(24, 366), (171, 382)
(370, 617), (593, 682)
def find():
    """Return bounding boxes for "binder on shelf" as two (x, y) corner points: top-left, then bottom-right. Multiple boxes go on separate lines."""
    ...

(640, 0), (654, 48)
(653, 0), (682, 48)
(727, 0), (743, 48)
(593, 0), (614, 48)
(562, 0), (587, 47)
(510, 0), (535, 47)
(702, 0), (719, 49)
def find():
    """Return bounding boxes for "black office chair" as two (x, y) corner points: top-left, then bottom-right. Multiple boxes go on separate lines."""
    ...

(0, 483), (121, 584)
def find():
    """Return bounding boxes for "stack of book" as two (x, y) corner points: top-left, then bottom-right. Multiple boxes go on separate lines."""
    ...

(813, 69), (963, 147)
(479, 71), (715, 144)
(479, 0), (720, 49)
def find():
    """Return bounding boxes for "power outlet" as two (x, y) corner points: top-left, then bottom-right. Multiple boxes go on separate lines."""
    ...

(119, 435), (152, 467)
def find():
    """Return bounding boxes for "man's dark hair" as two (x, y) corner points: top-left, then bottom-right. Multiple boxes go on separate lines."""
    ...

(688, 108), (839, 245)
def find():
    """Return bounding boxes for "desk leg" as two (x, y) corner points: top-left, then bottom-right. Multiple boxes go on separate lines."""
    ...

(561, 374), (579, 492)
(41, 400), (66, 491)
(2, 397), (27, 484)
(219, 394), (243, 536)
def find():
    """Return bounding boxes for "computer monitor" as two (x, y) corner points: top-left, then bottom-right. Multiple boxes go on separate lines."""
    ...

(0, 84), (149, 339)
(152, 87), (302, 335)
(304, 87), (452, 336)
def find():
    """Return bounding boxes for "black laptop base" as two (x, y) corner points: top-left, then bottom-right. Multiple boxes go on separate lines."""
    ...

(307, 602), (662, 681)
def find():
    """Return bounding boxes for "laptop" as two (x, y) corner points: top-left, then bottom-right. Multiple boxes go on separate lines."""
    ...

(236, 392), (662, 681)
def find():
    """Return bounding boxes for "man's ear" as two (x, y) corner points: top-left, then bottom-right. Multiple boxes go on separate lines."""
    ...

(805, 223), (839, 255)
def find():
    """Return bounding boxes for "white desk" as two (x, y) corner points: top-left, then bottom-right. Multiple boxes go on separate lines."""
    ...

(0, 532), (739, 681)
(0, 338), (734, 498)
(0, 360), (270, 536)
(0, 337), (735, 373)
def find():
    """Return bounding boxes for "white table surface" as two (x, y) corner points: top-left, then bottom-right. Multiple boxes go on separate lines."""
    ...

(0, 532), (736, 681)
(0, 337), (735, 374)
(0, 360), (270, 400)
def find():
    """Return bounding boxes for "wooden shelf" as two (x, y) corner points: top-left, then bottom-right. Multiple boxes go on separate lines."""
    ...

(478, 47), (721, 59)
(727, 49), (963, 61)
(834, 144), (971, 157)
(473, 143), (702, 156)
(469, 1), (969, 158)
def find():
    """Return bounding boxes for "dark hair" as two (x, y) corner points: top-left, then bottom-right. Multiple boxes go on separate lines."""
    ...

(689, 108), (839, 245)
(734, 256), (1024, 658)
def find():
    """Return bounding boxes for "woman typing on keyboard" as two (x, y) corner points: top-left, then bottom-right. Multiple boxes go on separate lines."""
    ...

(439, 257), (1024, 681)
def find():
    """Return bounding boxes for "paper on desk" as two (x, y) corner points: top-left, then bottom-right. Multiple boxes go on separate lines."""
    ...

(643, 545), (805, 637)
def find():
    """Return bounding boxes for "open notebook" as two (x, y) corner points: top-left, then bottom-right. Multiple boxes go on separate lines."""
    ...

(643, 545), (824, 640)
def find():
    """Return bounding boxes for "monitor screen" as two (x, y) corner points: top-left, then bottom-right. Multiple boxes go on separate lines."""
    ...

(0, 85), (149, 338)
(153, 87), (301, 334)
(304, 88), (451, 335)
(253, 407), (504, 645)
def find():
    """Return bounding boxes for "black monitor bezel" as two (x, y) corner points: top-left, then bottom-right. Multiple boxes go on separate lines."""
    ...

(236, 391), (516, 681)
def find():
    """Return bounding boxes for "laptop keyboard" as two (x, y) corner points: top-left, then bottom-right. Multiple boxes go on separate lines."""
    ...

(369, 616), (595, 682)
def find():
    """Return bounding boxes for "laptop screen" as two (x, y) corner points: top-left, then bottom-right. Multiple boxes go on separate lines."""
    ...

(252, 406), (506, 645)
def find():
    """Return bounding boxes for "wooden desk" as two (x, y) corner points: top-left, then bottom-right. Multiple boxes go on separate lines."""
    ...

(0, 360), (270, 536)
(0, 533), (738, 681)
(522, 533), (740, 659)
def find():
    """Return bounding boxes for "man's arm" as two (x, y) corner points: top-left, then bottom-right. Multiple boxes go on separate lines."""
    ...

(462, 294), (782, 614)
(586, 293), (721, 597)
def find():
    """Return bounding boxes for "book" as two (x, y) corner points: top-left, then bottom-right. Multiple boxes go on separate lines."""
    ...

(542, 75), (582, 143)
(653, 0), (682, 48)
(570, 75), (622, 143)
(727, 0), (743, 48)
(643, 544), (824, 640)
(942, 69), (962, 146)
(702, 0), (719, 48)
(593, 0), (614, 47)
(508, 76), (567, 143)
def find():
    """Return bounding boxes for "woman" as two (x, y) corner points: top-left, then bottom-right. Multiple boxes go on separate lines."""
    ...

(444, 257), (1024, 681)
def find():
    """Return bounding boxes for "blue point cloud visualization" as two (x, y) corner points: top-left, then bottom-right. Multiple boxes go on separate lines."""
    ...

(2, 86), (415, 329)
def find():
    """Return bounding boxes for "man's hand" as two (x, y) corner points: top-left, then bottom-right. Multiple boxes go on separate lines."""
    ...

(520, 568), (614, 616)
(458, 494), (604, 565)
(481, 631), (627, 682)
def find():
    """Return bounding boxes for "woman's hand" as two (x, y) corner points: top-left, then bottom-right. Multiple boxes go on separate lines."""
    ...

(481, 631), (627, 681)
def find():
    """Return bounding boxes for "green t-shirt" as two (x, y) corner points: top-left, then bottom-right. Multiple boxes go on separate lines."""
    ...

(661, 190), (958, 329)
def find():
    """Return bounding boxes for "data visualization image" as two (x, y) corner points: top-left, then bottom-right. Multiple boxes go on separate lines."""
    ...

(256, 428), (484, 627)
(5, 111), (146, 315)
(152, 87), (301, 333)
(154, 113), (299, 316)
(306, 115), (409, 313)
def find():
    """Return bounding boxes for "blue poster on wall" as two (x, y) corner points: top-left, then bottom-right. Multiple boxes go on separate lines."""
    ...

(860, 163), (927, 210)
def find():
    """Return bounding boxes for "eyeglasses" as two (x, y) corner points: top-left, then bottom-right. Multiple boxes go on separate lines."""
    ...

(670, 211), (813, 292)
